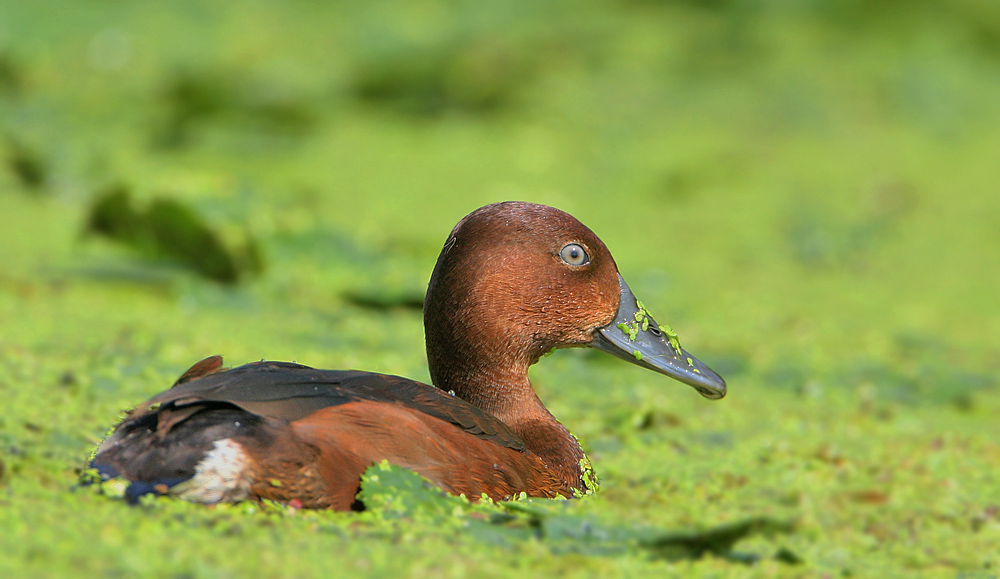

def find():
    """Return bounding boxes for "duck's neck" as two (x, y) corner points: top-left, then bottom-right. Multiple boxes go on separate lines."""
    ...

(430, 353), (585, 488)
(422, 223), (587, 490)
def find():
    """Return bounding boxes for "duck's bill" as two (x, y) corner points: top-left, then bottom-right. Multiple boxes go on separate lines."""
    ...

(590, 275), (727, 400)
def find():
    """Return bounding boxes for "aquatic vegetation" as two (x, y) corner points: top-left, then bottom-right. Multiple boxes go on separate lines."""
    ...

(85, 186), (264, 284)
(1, 0), (999, 577)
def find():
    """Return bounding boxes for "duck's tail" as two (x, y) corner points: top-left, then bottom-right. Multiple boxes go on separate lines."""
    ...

(90, 404), (262, 504)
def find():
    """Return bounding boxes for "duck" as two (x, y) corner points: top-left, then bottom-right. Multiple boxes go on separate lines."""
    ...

(90, 201), (726, 510)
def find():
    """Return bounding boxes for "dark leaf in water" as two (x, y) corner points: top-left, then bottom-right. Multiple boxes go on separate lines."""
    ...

(359, 463), (798, 563)
(357, 460), (462, 519)
(85, 186), (263, 284)
(341, 289), (424, 311)
(639, 517), (796, 562)
(5, 138), (47, 191)
(0, 52), (22, 96)
(146, 199), (239, 283)
(774, 547), (804, 565)
(87, 185), (148, 246)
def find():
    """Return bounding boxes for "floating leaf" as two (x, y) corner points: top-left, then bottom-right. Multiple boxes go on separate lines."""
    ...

(5, 137), (47, 192)
(85, 185), (264, 284)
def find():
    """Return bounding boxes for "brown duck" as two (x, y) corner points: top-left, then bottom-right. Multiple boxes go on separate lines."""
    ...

(91, 202), (726, 510)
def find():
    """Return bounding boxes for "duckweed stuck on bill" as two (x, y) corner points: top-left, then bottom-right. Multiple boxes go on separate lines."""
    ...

(618, 299), (684, 356)
(662, 323), (682, 355)
(617, 321), (639, 342)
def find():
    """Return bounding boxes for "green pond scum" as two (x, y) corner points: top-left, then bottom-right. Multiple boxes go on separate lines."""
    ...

(2, 0), (1000, 577)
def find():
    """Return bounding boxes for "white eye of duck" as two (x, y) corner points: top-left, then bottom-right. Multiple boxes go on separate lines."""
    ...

(559, 243), (589, 266)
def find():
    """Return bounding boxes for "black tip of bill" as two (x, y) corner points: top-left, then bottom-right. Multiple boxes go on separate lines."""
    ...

(589, 275), (727, 400)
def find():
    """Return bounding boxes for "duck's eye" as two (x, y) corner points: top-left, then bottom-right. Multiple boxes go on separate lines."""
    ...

(559, 243), (589, 266)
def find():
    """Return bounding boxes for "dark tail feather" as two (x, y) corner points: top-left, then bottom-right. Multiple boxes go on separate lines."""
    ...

(90, 405), (266, 505)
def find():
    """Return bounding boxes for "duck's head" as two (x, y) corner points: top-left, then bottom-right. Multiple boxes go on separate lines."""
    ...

(423, 202), (726, 405)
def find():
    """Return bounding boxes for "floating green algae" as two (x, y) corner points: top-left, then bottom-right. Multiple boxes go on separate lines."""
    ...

(358, 462), (791, 563)
(578, 455), (600, 496)
(2, 1), (1000, 577)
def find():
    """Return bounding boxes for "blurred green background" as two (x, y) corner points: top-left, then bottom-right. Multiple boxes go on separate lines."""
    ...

(1, 0), (998, 577)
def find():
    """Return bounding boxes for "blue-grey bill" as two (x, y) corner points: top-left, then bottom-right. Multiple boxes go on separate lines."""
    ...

(590, 275), (727, 400)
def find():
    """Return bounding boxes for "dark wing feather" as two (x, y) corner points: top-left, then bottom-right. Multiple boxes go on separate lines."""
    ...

(134, 360), (527, 452)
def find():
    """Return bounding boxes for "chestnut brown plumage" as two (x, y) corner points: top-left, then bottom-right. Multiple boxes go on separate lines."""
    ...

(91, 202), (726, 509)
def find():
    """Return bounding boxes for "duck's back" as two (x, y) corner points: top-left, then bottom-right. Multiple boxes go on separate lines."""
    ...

(92, 358), (563, 510)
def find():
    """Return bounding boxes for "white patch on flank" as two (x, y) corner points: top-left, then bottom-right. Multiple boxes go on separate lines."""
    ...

(173, 438), (251, 504)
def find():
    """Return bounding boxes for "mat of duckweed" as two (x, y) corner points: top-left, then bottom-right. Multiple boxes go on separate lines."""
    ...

(2, 0), (999, 576)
